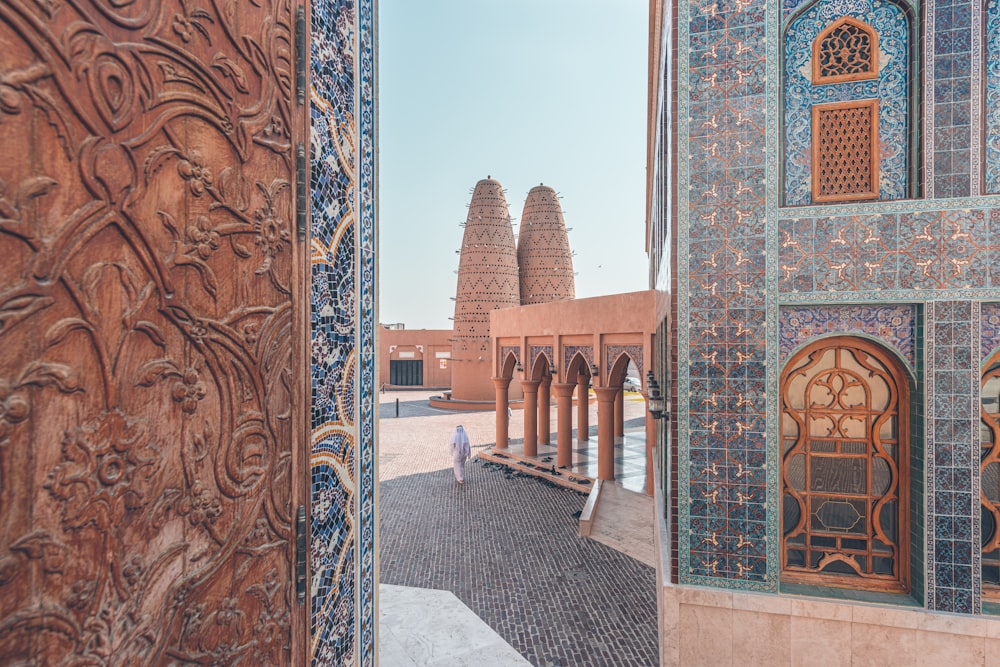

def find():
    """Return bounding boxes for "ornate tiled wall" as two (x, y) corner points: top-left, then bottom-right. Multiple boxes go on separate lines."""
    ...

(929, 0), (975, 197)
(778, 304), (917, 367)
(310, 0), (377, 663)
(778, 209), (999, 293)
(681, 0), (770, 588)
(675, 0), (1000, 608)
(926, 301), (981, 613)
(783, 0), (912, 205)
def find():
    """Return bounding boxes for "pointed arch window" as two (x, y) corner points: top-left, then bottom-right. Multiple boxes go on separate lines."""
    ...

(781, 337), (910, 592)
(813, 17), (879, 85)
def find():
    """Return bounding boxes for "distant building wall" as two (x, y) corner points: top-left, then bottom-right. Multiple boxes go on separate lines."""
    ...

(379, 328), (453, 389)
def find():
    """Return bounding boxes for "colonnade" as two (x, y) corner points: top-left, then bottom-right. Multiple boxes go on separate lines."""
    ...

(493, 372), (658, 494)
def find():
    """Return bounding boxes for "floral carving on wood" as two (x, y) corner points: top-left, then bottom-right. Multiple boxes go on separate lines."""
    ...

(0, 0), (304, 664)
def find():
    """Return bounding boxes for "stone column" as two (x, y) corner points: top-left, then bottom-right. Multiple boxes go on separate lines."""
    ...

(576, 374), (590, 441)
(595, 387), (618, 481)
(614, 388), (625, 439)
(539, 374), (552, 446)
(493, 377), (512, 450)
(521, 380), (541, 458)
(644, 393), (658, 496)
(552, 382), (576, 469)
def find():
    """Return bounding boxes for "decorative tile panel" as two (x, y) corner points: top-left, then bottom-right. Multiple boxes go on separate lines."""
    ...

(529, 345), (554, 373)
(779, 304), (917, 368)
(562, 345), (594, 375)
(783, 0), (911, 205)
(605, 344), (644, 379)
(926, 301), (981, 614)
(309, 0), (377, 663)
(778, 209), (995, 293)
(680, 0), (770, 589)
(501, 345), (521, 367)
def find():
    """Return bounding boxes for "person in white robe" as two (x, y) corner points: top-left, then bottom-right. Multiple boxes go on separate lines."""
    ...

(449, 425), (471, 484)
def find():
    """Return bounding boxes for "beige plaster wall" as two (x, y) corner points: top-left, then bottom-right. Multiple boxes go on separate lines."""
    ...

(379, 328), (452, 389)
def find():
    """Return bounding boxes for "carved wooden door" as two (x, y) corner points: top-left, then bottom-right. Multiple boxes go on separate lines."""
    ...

(0, 2), (307, 664)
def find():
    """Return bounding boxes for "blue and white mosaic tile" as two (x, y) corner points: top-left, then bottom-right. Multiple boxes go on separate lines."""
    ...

(309, 0), (377, 663)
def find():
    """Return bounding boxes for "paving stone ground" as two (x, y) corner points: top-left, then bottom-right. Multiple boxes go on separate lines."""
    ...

(379, 390), (659, 667)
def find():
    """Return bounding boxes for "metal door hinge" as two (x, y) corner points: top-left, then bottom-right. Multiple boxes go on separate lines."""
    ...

(295, 6), (306, 106)
(295, 504), (307, 604)
(296, 142), (307, 241)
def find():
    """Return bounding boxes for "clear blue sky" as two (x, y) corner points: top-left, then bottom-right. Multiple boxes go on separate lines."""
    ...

(378, 0), (650, 330)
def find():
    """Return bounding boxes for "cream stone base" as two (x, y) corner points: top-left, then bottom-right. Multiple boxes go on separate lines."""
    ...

(657, 582), (1000, 666)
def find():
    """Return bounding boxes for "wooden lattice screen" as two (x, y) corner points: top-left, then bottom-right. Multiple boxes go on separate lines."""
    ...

(813, 17), (879, 85)
(812, 99), (880, 203)
(781, 337), (909, 592)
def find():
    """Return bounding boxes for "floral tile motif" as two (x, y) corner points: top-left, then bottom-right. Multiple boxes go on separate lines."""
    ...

(604, 344), (644, 380)
(783, 0), (911, 205)
(778, 209), (993, 293)
(562, 345), (594, 376)
(779, 305), (917, 368)
(309, 0), (378, 663)
(925, 301), (981, 614)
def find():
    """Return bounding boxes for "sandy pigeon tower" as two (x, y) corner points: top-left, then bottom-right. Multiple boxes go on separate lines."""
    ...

(451, 177), (520, 401)
(517, 184), (575, 305)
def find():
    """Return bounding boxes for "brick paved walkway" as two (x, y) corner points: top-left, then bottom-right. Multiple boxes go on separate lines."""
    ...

(379, 391), (659, 667)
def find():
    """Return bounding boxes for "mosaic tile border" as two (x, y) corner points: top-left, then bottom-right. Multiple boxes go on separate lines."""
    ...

(778, 304), (917, 369)
(308, 0), (378, 663)
(925, 301), (982, 614)
(357, 0), (377, 661)
(972, 0), (983, 197)
(987, 0), (1000, 193)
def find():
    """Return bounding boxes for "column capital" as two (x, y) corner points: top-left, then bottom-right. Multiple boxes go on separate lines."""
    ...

(593, 386), (618, 403)
(521, 379), (541, 392)
(492, 377), (512, 390)
(551, 382), (576, 398)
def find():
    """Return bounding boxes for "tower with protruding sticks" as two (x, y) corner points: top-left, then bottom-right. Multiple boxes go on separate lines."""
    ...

(451, 177), (520, 401)
(517, 184), (576, 305)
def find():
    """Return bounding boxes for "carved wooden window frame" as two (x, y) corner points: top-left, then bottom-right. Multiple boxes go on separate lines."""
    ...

(780, 336), (910, 593)
(981, 355), (1000, 599)
(812, 17), (880, 85)
(811, 99), (880, 203)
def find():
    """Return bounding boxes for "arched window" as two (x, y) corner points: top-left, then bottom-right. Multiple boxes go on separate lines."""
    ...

(781, 337), (909, 592)
(981, 355), (1000, 595)
(813, 17), (879, 84)
(782, 0), (914, 206)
